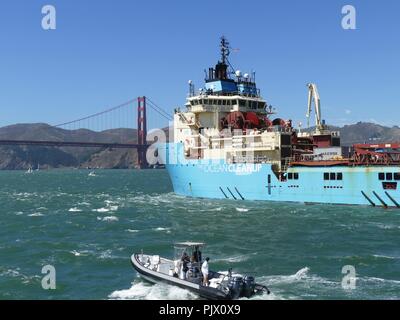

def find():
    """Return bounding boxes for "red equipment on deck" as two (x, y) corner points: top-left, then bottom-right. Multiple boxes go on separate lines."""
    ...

(352, 143), (400, 165)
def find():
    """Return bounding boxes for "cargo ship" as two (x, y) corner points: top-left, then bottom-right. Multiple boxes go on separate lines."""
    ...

(159, 37), (400, 208)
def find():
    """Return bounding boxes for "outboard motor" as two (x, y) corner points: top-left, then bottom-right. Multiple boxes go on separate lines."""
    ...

(242, 275), (256, 298)
(228, 276), (243, 299)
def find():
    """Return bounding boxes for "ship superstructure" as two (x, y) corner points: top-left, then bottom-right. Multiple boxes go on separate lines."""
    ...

(160, 37), (400, 207)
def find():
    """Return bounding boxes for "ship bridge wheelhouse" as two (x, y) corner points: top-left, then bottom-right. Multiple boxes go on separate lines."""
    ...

(185, 96), (267, 113)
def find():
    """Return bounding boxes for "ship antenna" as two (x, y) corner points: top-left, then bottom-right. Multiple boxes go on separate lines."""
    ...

(220, 36), (230, 64)
(220, 36), (237, 76)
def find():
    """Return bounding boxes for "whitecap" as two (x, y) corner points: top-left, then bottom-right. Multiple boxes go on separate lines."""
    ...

(260, 267), (312, 285)
(0, 268), (41, 283)
(293, 267), (310, 280)
(93, 208), (110, 213)
(1, 269), (21, 278)
(127, 229), (139, 233)
(372, 254), (396, 260)
(28, 213), (44, 217)
(236, 208), (249, 212)
(372, 223), (397, 230)
(70, 250), (82, 256)
(213, 255), (250, 263)
(101, 216), (119, 222)
(362, 277), (400, 284)
(68, 208), (82, 212)
(259, 267), (338, 290)
(109, 281), (198, 300)
(153, 227), (171, 234)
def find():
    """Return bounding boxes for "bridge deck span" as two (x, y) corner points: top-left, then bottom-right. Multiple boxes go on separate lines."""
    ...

(0, 140), (148, 149)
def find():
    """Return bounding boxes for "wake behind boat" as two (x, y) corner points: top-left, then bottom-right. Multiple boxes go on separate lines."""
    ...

(131, 242), (269, 300)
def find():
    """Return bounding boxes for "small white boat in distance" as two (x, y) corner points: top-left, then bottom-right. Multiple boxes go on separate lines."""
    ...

(25, 166), (33, 174)
(88, 171), (96, 177)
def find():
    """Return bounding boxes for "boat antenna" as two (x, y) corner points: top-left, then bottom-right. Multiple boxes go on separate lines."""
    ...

(220, 36), (230, 65)
(220, 36), (238, 76)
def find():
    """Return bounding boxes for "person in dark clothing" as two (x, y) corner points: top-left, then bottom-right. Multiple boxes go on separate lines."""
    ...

(181, 252), (190, 276)
(193, 246), (202, 263)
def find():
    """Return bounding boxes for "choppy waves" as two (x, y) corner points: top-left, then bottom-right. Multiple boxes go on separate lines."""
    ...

(2, 169), (400, 300)
(109, 281), (199, 300)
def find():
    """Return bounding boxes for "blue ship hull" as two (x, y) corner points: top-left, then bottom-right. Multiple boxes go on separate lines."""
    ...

(160, 143), (400, 208)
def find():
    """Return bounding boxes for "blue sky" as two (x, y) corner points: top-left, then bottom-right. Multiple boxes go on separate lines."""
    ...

(0, 0), (399, 129)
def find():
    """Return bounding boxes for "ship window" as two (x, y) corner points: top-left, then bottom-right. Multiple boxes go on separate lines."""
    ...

(330, 172), (336, 180)
(324, 172), (329, 180)
(204, 99), (209, 105)
(239, 99), (246, 107)
(288, 173), (293, 180)
(394, 173), (400, 180)
(378, 173), (385, 180)
(337, 172), (343, 180)
(191, 101), (195, 106)
(331, 137), (341, 147)
(218, 100), (222, 105)
(294, 173), (299, 180)
(383, 182), (397, 190)
(222, 100), (227, 105)
(199, 99), (203, 105)
(386, 173), (393, 180)
(227, 100), (231, 105)
(259, 102), (266, 109)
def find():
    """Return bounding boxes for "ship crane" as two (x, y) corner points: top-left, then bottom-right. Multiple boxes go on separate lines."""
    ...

(306, 83), (325, 134)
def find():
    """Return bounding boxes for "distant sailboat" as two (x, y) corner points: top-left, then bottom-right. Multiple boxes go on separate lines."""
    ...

(26, 166), (33, 174)
(88, 171), (96, 177)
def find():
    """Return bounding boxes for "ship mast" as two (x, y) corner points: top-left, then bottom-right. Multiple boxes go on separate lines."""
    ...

(220, 36), (230, 65)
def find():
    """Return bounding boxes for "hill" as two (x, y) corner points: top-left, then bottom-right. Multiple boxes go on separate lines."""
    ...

(0, 122), (400, 169)
(0, 124), (138, 170)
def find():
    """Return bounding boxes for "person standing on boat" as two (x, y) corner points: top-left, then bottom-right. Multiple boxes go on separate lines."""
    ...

(201, 257), (210, 286)
(181, 252), (190, 279)
(193, 246), (202, 264)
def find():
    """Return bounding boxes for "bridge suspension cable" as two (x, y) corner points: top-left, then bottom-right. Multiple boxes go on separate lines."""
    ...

(53, 98), (137, 128)
(52, 96), (172, 133)
(146, 98), (173, 121)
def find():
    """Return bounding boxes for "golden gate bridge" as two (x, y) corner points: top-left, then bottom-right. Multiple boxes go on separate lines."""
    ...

(0, 96), (172, 169)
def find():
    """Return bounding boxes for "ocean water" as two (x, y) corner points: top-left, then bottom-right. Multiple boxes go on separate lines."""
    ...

(0, 169), (399, 300)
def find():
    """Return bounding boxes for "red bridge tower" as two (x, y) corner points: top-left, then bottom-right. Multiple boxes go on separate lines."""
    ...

(137, 96), (148, 169)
